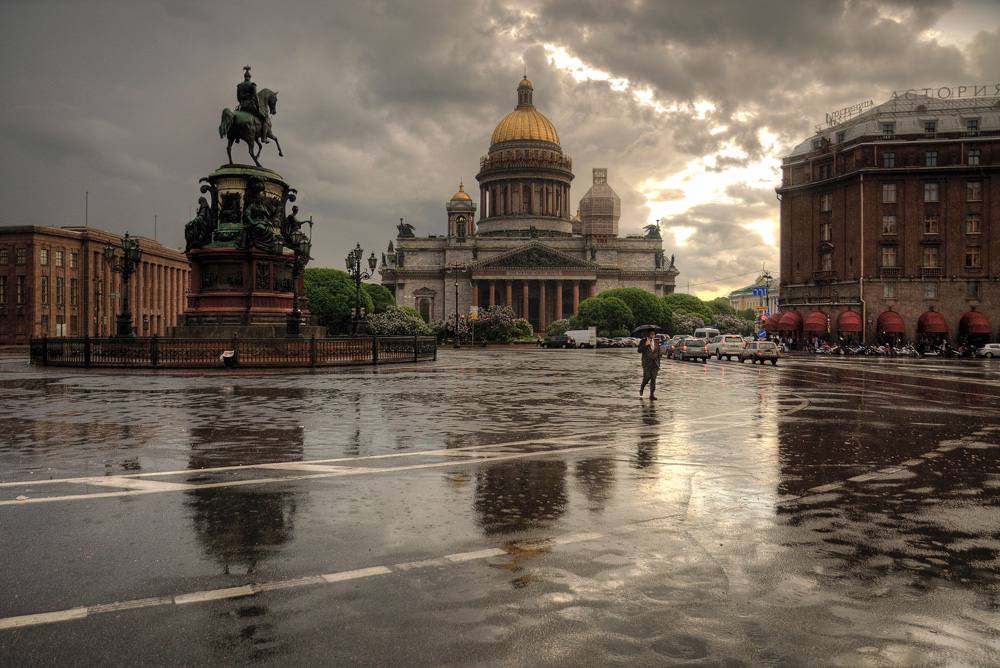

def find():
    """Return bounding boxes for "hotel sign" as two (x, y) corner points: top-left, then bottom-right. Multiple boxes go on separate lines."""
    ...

(824, 99), (874, 126)
(891, 83), (1000, 100)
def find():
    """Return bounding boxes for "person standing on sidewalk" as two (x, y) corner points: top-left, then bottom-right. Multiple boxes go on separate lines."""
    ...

(639, 330), (662, 400)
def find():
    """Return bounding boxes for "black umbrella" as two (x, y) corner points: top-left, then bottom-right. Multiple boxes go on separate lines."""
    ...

(630, 324), (662, 337)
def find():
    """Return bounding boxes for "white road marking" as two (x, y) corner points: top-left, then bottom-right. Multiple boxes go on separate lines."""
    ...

(0, 607), (88, 630)
(78, 477), (191, 492)
(0, 531), (610, 632)
(0, 416), (783, 507)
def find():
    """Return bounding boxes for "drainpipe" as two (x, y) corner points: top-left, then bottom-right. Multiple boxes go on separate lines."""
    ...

(859, 173), (866, 344)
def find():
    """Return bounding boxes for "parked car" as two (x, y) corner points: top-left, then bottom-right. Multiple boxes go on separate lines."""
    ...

(663, 335), (688, 358)
(976, 343), (1000, 358)
(675, 337), (709, 362)
(739, 340), (780, 365)
(540, 335), (570, 349)
(596, 337), (614, 348)
(708, 334), (747, 361)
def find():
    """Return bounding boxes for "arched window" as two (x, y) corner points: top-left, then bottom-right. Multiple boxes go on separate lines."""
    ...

(456, 216), (466, 239)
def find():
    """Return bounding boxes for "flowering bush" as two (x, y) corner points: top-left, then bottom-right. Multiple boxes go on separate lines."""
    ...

(545, 318), (572, 338)
(367, 306), (432, 336)
(672, 313), (705, 335)
(511, 318), (534, 339)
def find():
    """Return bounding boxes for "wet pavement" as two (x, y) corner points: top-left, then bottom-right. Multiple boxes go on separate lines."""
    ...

(0, 348), (998, 666)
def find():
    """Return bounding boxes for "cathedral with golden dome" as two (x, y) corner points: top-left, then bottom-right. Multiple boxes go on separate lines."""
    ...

(380, 76), (678, 330)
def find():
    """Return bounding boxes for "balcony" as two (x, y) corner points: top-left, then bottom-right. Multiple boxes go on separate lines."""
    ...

(879, 266), (902, 279)
(921, 267), (943, 278)
(813, 270), (837, 282)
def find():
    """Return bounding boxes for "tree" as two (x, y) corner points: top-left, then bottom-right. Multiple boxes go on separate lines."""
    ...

(672, 313), (705, 335)
(598, 288), (668, 330)
(571, 296), (634, 335)
(661, 293), (712, 321)
(367, 305), (432, 336)
(706, 297), (736, 317)
(304, 268), (373, 334)
(363, 283), (395, 314)
(545, 318), (572, 338)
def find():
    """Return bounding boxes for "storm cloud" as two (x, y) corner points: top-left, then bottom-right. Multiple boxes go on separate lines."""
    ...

(1, 0), (996, 296)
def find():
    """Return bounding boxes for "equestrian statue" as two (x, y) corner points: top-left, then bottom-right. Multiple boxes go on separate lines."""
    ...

(219, 65), (284, 167)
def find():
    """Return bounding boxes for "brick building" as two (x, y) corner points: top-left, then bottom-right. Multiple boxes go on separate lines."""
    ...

(380, 77), (678, 331)
(777, 92), (1000, 346)
(0, 226), (190, 345)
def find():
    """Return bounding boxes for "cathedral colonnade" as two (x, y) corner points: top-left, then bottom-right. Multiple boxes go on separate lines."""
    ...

(472, 278), (593, 332)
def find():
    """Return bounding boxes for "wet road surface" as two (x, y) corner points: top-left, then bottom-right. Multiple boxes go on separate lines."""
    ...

(0, 349), (998, 666)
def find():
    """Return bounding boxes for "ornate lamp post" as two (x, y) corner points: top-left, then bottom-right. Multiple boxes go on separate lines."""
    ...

(453, 277), (460, 349)
(346, 243), (377, 335)
(103, 232), (141, 337)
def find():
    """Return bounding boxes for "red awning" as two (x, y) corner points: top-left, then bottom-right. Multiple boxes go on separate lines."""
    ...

(803, 311), (828, 332)
(877, 310), (905, 334)
(960, 310), (991, 335)
(918, 310), (948, 334)
(837, 310), (863, 333)
(764, 312), (782, 332)
(777, 311), (802, 332)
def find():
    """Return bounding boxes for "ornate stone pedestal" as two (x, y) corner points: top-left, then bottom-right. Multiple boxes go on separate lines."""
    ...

(173, 164), (324, 338)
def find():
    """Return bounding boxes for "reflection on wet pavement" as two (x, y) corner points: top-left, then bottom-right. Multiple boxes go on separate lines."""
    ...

(0, 349), (997, 666)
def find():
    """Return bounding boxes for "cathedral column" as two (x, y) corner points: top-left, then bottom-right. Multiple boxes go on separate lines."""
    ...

(480, 186), (485, 220)
(505, 280), (513, 307)
(488, 280), (496, 307)
(572, 281), (580, 315)
(539, 281), (547, 332)
(555, 280), (563, 321)
(522, 281), (529, 320)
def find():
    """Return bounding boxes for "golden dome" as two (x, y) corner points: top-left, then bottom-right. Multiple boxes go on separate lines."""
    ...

(450, 180), (472, 201)
(490, 77), (561, 146)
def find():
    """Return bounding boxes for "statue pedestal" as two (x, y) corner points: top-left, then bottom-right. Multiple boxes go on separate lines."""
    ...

(175, 164), (322, 339)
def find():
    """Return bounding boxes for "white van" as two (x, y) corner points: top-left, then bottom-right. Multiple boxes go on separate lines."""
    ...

(564, 328), (597, 348)
(693, 327), (720, 340)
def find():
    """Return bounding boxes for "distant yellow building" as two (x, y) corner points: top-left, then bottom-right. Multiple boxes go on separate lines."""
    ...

(728, 273), (779, 318)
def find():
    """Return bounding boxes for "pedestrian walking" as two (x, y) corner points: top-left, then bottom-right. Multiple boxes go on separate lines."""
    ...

(638, 330), (661, 400)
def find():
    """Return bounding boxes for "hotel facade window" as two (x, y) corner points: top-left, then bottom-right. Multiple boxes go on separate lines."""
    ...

(40, 276), (49, 305)
(967, 181), (982, 201)
(925, 151), (937, 167)
(924, 120), (937, 135)
(820, 222), (831, 241)
(56, 277), (64, 306)
(923, 215), (940, 235)
(968, 148), (980, 166)
(882, 183), (896, 203)
(40, 248), (48, 266)
(820, 252), (833, 271)
(881, 215), (897, 235)
(924, 183), (939, 202)
(0, 248), (7, 265)
(883, 282), (896, 298)
(965, 247), (982, 269)
(882, 152), (895, 168)
(16, 276), (26, 304)
(967, 281), (980, 298)
(967, 214), (982, 235)
(836, 130), (846, 143)
(55, 250), (63, 267)
(0, 276), (6, 305)
(881, 122), (895, 139)
(70, 278), (78, 306)
(924, 282), (937, 300)
(923, 246), (940, 268)
(819, 193), (832, 212)
(966, 118), (979, 136)
(16, 248), (26, 264)
(70, 252), (78, 269)
(880, 246), (897, 267)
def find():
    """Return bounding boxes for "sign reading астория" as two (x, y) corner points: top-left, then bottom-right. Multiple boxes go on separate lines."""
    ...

(891, 83), (1000, 100)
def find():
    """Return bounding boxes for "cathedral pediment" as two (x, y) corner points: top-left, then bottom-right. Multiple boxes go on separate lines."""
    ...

(471, 242), (597, 269)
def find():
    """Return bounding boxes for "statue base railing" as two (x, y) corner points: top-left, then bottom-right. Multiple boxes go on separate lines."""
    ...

(29, 336), (437, 369)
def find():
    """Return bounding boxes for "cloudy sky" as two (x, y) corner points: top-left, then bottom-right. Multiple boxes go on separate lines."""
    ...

(2, 0), (998, 297)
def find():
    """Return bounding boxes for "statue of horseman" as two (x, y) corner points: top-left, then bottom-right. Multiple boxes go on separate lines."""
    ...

(220, 65), (284, 167)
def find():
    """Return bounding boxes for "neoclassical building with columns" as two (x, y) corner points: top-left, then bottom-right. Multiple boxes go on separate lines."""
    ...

(380, 76), (678, 331)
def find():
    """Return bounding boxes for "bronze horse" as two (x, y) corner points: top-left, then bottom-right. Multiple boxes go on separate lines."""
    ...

(219, 88), (284, 167)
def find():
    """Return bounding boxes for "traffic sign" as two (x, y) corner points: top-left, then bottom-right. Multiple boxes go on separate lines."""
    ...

(754, 305), (767, 311)
(757, 330), (767, 339)
(469, 305), (479, 321)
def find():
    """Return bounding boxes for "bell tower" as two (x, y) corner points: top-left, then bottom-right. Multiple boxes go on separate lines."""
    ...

(446, 180), (477, 240)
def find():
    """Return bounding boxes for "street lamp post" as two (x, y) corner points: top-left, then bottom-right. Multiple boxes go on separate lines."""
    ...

(103, 232), (141, 337)
(286, 218), (314, 338)
(346, 243), (377, 335)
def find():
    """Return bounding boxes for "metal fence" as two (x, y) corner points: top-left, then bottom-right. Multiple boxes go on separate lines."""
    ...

(29, 335), (437, 369)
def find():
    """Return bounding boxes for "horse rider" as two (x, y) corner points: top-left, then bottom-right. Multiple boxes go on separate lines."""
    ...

(236, 66), (269, 143)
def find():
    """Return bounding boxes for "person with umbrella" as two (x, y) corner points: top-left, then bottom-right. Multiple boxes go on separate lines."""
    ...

(632, 324), (662, 400)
